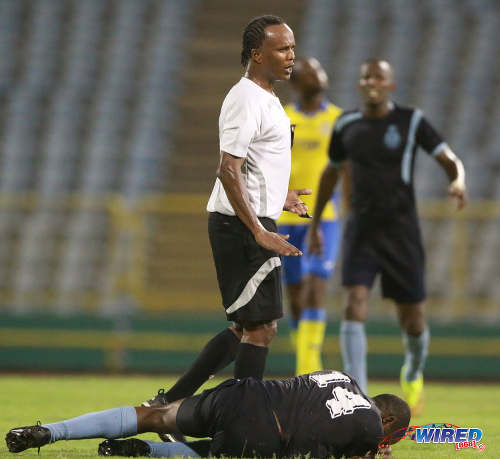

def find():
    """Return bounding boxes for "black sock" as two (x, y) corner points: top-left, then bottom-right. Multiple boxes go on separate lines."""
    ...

(165, 328), (240, 402)
(233, 342), (269, 380)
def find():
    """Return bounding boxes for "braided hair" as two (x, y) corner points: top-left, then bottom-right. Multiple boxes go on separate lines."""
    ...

(241, 15), (285, 67)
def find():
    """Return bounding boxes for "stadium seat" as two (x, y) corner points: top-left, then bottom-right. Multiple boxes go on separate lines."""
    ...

(0, 0), (497, 321)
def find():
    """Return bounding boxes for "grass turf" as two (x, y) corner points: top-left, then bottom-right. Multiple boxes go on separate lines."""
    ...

(0, 375), (497, 458)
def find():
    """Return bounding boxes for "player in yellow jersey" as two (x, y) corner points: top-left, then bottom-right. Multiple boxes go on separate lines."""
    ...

(278, 57), (343, 375)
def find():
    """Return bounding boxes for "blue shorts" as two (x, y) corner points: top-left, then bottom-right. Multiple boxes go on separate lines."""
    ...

(278, 220), (341, 285)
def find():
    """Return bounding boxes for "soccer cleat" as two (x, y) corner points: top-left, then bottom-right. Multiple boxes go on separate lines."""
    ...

(400, 365), (424, 417)
(98, 438), (151, 457)
(5, 422), (51, 453)
(158, 431), (187, 443)
(141, 388), (169, 408)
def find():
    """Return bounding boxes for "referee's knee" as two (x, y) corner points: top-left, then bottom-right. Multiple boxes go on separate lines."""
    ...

(240, 320), (277, 347)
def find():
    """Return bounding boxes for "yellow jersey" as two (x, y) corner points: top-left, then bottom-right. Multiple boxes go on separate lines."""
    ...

(278, 101), (342, 225)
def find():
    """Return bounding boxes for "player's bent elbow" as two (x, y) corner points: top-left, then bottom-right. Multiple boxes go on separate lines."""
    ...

(217, 165), (237, 185)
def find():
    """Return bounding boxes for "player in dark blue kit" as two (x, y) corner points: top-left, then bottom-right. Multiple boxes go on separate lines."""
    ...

(6, 370), (409, 458)
(309, 59), (467, 414)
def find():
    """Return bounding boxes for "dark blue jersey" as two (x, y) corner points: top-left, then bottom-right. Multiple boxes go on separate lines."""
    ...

(263, 371), (383, 458)
(180, 372), (384, 459)
(329, 104), (445, 220)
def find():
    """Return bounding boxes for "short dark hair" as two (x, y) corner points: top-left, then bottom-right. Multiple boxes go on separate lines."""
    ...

(372, 394), (411, 437)
(241, 15), (285, 67)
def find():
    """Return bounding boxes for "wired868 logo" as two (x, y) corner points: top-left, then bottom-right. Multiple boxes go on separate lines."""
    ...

(381, 423), (486, 451)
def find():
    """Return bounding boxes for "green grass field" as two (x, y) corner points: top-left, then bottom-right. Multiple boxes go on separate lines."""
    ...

(0, 375), (497, 458)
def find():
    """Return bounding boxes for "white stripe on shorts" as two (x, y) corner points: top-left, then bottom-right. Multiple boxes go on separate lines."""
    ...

(225, 256), (281, 315)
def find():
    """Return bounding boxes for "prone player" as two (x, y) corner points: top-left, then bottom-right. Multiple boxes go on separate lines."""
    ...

(6, 370), (410, 458)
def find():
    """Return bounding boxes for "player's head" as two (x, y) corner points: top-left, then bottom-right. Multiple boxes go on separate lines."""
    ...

(241, 15), (295, 81)
(372, 394), (411, 445)
(358, 59), (395, 106)
(290, 57), (328, 97)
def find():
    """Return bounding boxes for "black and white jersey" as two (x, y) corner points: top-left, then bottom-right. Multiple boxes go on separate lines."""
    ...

(264, 371), (384, 458)
(329, 104), (446, 220)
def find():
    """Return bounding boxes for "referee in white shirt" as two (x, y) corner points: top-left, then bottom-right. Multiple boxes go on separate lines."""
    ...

(142, 15), (311, 412)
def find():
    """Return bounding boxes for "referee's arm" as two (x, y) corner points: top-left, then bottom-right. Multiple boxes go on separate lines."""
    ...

(217, 151), (302, 257)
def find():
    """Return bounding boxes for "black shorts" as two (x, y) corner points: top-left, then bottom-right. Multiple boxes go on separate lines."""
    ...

(341, 213), (426, 303)
(208, 212), (283, 322)
(176, 378), (282, 458)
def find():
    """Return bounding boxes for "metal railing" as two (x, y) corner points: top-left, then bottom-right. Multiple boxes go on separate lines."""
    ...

(0, 193), (498, 322)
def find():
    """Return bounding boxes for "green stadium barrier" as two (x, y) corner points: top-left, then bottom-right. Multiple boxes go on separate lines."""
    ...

(0, 313), (499, 379)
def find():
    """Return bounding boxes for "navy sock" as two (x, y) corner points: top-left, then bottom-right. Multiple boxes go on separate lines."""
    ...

(234, 342), (269, 379)
(165, 328), (240, 402)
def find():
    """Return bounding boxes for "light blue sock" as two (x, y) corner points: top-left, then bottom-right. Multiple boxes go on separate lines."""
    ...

(145, 441), (201, 458)
(340, 320), (367, 392)
(403, 327), (430, 381)
(43, 406), (137, 443)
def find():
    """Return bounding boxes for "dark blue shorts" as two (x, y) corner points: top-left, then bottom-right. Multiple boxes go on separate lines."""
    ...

(176, 378), (281, 458)
(341, 213), (426, 303)
(208, 212), (283, 322)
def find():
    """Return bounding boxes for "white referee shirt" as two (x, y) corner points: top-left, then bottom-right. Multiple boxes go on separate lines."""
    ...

(207, 77), (291, 221)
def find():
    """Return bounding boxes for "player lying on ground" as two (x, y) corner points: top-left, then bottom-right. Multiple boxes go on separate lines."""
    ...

(6, 370), (409, 458)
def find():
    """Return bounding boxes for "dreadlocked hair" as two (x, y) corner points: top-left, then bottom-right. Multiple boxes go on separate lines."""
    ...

(241, 15), (285, 67)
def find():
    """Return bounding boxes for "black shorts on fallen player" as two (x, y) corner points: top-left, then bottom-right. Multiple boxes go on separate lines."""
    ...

(176, 378), (282, 458)
(341, 212), (426, 303)
(208, 212), (283, 323)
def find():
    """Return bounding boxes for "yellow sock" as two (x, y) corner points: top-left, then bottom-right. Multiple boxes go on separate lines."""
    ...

(296, 308), (327, 375)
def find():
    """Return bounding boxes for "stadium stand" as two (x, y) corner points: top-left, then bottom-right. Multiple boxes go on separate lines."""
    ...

(0, 0), (497, 324)
(0, 0), (197, 314)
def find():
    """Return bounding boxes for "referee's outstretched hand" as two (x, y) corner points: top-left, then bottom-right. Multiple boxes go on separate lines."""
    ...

(284, 188), (313, 217)
(254, 229), (302, 257)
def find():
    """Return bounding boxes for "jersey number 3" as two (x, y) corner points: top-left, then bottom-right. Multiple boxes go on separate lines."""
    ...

(326, 386), (371, 419)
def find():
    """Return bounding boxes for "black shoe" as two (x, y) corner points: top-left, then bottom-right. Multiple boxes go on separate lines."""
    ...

(5, 422), (51, 453)
(98, 439), (151, 457)
(141, 388), (169, 407)
(158, 431), (187, 443)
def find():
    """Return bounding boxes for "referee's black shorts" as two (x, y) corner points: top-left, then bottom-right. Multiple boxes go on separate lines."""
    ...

(208, 212), (283, 323)
(341, 212), (426, 303)
(176, 378), (282, 458)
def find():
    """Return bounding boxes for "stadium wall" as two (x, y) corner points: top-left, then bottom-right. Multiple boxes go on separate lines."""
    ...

(1, 313), (499, 380)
